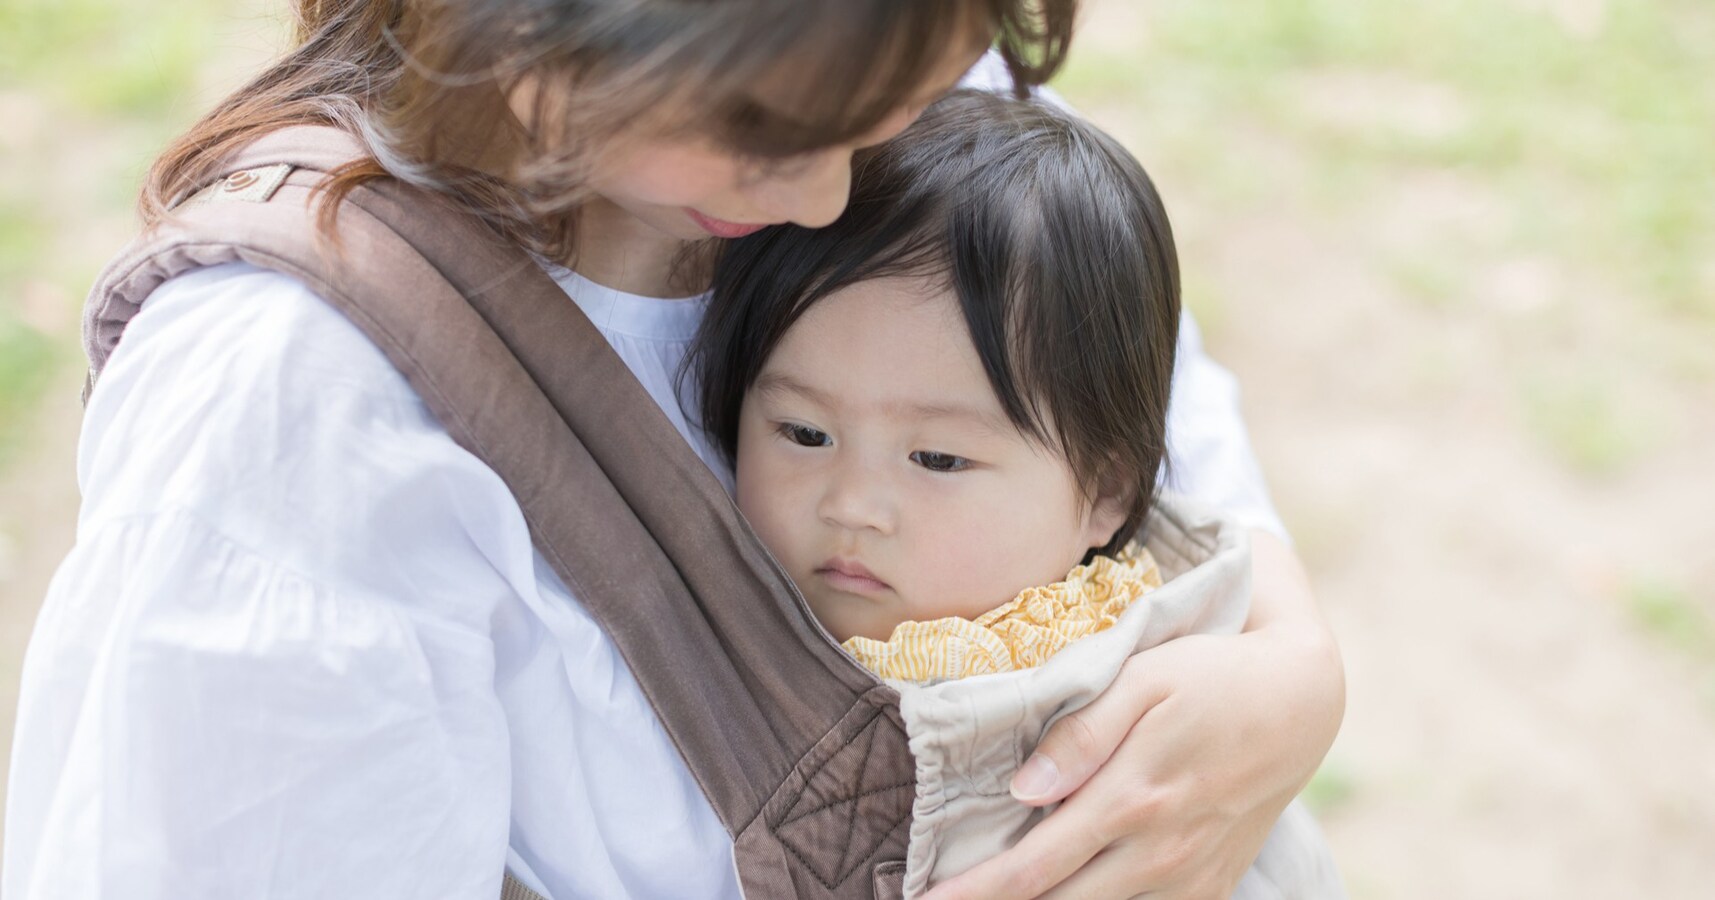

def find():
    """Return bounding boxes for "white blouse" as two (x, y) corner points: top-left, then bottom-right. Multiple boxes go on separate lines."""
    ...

(3, 258), (1280, 900)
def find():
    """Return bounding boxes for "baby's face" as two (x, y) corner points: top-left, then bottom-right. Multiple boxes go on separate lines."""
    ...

(734, 277), (1125, 642)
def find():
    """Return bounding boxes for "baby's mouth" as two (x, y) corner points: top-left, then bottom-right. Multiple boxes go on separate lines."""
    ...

(815, 557), (892, 595)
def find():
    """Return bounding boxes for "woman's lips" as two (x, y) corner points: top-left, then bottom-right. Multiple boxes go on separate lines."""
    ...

(686, 209), (771, 239)
(816, 558), (891, 595)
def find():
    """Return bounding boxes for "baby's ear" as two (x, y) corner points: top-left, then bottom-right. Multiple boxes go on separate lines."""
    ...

(1082, 471), (1136, 551)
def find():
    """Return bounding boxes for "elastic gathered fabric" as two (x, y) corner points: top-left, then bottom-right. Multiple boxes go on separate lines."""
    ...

(843, 546), (1164, 682)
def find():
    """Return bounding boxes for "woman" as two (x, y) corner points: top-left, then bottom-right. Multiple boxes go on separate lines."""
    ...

(4, 2), (1343, 898)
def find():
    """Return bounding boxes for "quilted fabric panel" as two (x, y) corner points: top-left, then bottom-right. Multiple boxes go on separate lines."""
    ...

(771, 709), (916, 889)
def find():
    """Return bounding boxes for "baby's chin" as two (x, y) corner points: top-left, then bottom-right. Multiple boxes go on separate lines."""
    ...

(799, 588), (904, 645)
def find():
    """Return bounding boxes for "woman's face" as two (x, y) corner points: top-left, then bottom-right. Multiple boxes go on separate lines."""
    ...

(581, 42), (987, 243)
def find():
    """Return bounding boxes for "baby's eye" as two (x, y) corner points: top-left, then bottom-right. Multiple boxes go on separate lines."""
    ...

(777, 423), (831, 447)
(910, 450), (970, 473)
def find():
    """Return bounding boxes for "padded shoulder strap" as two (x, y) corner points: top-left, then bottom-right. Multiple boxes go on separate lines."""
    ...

(84, 126), (916, 898)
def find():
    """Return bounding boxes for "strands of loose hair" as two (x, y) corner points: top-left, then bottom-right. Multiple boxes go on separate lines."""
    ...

(142, 1), (1080, 267)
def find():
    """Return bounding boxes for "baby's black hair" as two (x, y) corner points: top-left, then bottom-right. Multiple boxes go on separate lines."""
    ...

(690, 89), (1180, 554)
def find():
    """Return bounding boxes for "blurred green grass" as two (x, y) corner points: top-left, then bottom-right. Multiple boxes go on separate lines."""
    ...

(0, 0), (217, 118)
(1626, 574), (1715, 662)
(1061, 0), (1713, 316)
(0, 186), (61, 463)
(1519, 373), (1654, 476)
(0, 0), (251, 460)
(1057, 0), (1713, 479)
(1625, 574), (1715, 716)
(1304, 759), (1359, 816)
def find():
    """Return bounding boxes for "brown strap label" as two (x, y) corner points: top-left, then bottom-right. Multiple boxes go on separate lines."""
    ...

(176, 163), (295, 210)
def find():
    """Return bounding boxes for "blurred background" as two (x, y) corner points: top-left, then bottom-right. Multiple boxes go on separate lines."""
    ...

(2, 0), (1711, 895)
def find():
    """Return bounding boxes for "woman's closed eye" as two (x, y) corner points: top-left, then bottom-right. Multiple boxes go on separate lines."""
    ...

(910, 450), (971, 473)
(776, 422), (831, 447)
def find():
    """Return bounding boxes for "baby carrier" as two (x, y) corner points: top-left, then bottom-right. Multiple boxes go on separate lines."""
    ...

(83, 128), (1340, 899)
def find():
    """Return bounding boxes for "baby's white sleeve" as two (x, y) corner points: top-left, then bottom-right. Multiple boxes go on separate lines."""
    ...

(3, 264), (514, 900)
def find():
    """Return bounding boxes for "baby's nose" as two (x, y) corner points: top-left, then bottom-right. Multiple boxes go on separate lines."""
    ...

(816, 466), (895, 535)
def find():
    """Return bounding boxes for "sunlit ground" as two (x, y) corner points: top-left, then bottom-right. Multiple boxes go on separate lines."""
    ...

(2, 0), (1711, 895)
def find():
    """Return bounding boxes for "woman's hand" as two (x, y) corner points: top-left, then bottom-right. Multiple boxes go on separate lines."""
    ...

(921, 530), (1345, 899)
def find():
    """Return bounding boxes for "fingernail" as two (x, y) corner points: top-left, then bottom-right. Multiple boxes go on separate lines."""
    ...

(1011, 753), (1058, 801)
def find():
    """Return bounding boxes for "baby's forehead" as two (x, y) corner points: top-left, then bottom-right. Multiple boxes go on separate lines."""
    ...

(754, 365), (1015, 435)
(765, 275), (950, 356)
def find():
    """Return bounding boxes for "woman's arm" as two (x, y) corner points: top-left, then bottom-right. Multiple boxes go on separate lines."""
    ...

(922, 315), (1345, 899)
(925, 533), (1343, 899)
(3, 265), (515, 899)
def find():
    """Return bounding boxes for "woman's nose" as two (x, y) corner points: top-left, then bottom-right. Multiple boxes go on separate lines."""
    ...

(816, 460), (894, 535)
(764, 149), (854, 230)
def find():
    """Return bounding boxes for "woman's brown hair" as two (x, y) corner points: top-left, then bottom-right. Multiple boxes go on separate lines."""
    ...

(142, 0), (1079, 261)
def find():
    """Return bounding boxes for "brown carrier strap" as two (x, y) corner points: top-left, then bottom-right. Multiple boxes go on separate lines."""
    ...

(501, 872), (548, 900)
(84, 126), (915, 899)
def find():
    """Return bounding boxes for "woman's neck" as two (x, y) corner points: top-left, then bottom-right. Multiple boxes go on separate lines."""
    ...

(568, 198), (713, 298)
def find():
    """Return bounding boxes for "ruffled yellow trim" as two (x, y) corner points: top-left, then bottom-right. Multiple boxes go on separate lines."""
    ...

(842, 545), (1163, 683)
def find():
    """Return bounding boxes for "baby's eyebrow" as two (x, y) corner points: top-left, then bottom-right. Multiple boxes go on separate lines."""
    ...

(754, 372), (1012, 436)
(753, 371), (832, 407)
(901, 401), (1012, 436)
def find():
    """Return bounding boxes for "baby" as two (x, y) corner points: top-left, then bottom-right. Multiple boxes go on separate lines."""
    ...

(692, 90), (1343, 896)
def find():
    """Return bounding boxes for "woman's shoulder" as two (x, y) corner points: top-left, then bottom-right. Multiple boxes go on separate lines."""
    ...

(108, 260), (416, 406)
(79, 261), (501, 550)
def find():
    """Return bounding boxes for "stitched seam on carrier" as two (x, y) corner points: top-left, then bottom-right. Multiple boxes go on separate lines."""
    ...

(779, 781), (917, 827)
(774, 795), (913, 894)
(771, 707), (914, 888)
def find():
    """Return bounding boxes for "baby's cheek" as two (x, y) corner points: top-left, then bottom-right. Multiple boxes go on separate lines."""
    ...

(735, 467), (796, 567)
(929, 485), (1088, 618)
(906, 508), (1017, 621)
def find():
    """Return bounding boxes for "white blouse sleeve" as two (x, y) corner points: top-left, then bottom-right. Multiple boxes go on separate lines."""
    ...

(4, 264), (515, 899)
(1163, 312), (1288, 539)
(960, 52), (1288, 538)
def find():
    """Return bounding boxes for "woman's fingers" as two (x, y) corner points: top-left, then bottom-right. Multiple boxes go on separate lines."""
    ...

(1010, 652), (1174, 805)
(1036, 838), (1244, 900)
(922, 537), (1346, 898)
(921, 718), (1208, 900)
(922, 669), (1184, 900)
(916, 794), (1113, 900)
